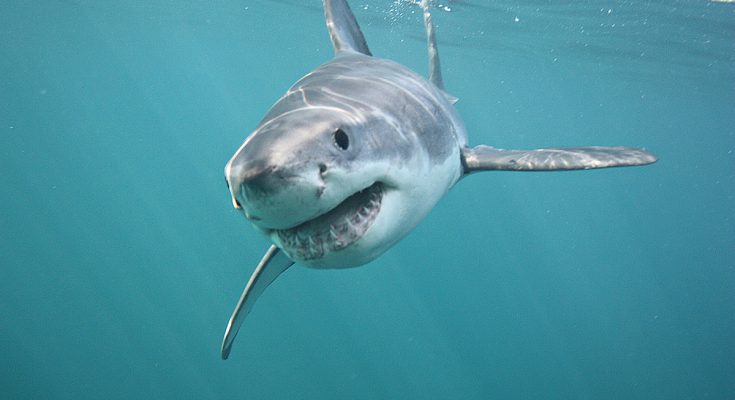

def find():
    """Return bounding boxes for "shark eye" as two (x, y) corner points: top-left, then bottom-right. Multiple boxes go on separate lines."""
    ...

(333, 128), (349, 150)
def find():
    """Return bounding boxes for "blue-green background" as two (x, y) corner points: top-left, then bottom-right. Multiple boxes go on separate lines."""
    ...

(2, 1), (733, 399)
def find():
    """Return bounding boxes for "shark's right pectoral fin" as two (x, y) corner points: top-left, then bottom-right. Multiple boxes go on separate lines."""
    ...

(462, 145), (657, 174)
(221, 245), (294, 360)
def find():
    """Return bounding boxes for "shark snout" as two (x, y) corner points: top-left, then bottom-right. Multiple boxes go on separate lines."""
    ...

(225, 159), (277, 206)
(225, 156), (328, 230)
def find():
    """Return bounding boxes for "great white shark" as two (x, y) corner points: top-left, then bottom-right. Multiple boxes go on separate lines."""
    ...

(220, 0), (656, 359)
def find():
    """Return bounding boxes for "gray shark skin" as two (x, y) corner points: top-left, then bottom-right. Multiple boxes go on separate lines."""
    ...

(220, 0), (656, 360)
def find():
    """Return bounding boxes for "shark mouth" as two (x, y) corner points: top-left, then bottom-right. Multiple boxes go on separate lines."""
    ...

(275, 182), (384, 261)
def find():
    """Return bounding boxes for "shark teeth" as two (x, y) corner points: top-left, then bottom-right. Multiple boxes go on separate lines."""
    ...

(276, 182), (384, 261)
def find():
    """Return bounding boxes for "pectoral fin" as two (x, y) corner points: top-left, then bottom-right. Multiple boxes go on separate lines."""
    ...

(221, 245), (294, 360)
(462, 145), (656, 174)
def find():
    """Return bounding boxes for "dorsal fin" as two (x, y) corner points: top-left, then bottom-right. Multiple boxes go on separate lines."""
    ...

(324, 0), (372, 56)
(420, 0), (444, 90)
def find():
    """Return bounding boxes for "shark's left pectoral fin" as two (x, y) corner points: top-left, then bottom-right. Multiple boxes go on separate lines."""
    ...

(221, 245), (294, 360)
(462, 145), (657, 173)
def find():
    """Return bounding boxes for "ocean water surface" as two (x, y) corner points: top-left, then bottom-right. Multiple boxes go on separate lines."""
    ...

(1, 1), (733, 399)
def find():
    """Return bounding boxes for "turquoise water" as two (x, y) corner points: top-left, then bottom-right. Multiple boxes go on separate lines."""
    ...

(2, 0), (733, 398)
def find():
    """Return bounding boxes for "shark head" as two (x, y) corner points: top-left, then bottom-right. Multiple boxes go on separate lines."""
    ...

(225, 85), (420, 268)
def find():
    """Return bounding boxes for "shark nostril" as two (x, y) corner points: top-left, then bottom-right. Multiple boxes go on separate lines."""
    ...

(318, 163), (327, 175)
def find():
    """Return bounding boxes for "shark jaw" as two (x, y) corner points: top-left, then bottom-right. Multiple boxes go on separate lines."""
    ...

(272, 182), (384, 262)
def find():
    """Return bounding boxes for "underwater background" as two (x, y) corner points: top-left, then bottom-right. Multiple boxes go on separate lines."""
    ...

(2, 0), (733, 399)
